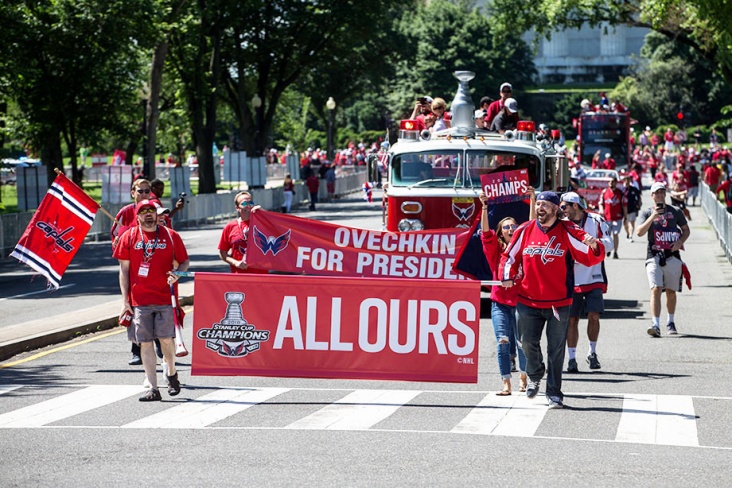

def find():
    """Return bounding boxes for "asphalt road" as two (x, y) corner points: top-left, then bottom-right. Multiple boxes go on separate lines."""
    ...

(1, 190), (732, 487)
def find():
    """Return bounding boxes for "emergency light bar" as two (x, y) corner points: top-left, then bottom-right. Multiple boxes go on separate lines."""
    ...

(398, 120), (420, 141)
(517, 120), (535, 132)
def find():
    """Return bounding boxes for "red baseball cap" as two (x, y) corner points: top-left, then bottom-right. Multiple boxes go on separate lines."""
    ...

(135, 199), (158, 216)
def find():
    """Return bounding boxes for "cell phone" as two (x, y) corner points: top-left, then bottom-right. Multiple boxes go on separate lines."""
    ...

(656, 202), (664, 211)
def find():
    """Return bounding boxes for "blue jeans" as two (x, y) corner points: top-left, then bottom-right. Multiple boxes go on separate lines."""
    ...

(517, 303), (570, 399)
(491, 302), (527, 379)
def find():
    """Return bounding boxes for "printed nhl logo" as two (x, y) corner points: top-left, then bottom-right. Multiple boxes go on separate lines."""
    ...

(253, 226), (291, 256)
(451, 202), (475, 222)
(35, 221), (75, 252)
(196, 292), (270, 357)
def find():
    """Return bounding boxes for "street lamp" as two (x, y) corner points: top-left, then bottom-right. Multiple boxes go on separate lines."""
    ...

(326, 97), (336, 161)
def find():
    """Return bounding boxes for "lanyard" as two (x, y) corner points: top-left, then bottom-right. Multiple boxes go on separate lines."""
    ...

(141, 226), (159, 262)
(237, 218), (248, 243)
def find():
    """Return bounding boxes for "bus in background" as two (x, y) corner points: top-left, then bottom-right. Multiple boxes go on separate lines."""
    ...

(575, 110), (631, 169)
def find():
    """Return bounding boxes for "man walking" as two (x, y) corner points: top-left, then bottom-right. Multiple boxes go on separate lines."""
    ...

(114, 199), (190, 401)
(598, 176), (627, 259)
(560, 192), (613, 373)
(501, 192), (605, 408)
(636, 182), (691, 336)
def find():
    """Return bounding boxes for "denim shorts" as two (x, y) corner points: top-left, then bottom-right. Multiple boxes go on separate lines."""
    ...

(569, 287), (604, 317)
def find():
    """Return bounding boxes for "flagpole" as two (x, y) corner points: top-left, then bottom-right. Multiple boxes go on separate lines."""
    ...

(53, 168), (119, 224)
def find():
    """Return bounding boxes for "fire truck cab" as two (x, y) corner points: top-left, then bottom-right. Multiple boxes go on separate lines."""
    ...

(383, 71), (569, 233)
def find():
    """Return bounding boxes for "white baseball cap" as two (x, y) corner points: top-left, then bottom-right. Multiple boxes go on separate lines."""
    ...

(651, 182), (667, 193)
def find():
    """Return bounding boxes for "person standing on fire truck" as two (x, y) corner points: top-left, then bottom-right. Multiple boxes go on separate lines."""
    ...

(501, 192), (604, 408)
(485, 82), (513, 127)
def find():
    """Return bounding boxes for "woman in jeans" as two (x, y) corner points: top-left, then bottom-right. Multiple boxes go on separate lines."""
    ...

(479, 192), (527, 395)
(282, 173), (295, 213)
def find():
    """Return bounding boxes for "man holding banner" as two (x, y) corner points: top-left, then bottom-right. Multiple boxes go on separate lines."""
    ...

(501, 191), (605, 409)
(218, 191), (267, 274)
(114, 199), (190, 401)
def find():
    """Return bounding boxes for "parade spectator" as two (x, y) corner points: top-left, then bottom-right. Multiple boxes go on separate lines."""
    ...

(325, 164), (336, 201)
(637, 182), (691, 336)
(598, 176), (627, 259)
(478, 193), (527, 395)
(431, 98), (451, 132)
(282, 173), (295, 213)
(113, 199), (189, 401)
(485, 82), (513, 127)
(709, 128), (719, 148)
(655, 165), (669, 184)
(306, 172), (320, 210)
(111, 179), (152, 250)
(664, 128), (675, 153)
(500, 191), (604, 408)
(704, 162), (721, 193)
(409, 96), (433, 131)
(218, 191), (267, 274)
(670, 174), (692, 221)
(716, 172), (732, 214)
(591, 150), (602, 169)
(639, 128), (649, 149)
(651, 131), (661, 150)
(621, 173), (642, 241)
(560, 192), (613, 373)
(602, 153), (616, 170)
(489, 98), (518, 134)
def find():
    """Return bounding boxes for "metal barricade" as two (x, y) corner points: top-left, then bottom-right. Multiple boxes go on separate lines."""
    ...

(700, 182), (732, 264)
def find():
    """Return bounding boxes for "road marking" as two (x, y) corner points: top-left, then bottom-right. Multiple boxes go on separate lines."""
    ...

(451, 393), (549, 436)
(0, 385), (144, 427)
(0, 328), (126, 369)
(285, 389), (421, 430)
(616, 394), (699, 446)
(0, 283), (76, 301)
(122, 387), (290, 429)
(0, 385), (22, 395)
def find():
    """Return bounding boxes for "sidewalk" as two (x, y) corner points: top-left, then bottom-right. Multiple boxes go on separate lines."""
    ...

(0, 281), (194, 362)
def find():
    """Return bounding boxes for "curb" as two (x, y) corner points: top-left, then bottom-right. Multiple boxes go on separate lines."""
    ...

(0, 295), (194, 362)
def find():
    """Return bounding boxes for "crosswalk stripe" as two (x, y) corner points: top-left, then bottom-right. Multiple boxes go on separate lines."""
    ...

(616, 394), (699, 446)
(285, 389), (421, 430)
(451, 393), (549, 436)
(0, 385), (144, 428)
(0, 385), (22, 396)
(122, 387), (290, 429)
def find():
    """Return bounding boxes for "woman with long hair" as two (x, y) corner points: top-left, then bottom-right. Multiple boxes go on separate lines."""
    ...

(283, 173), (295, 213)
(479, 192), (528, 395)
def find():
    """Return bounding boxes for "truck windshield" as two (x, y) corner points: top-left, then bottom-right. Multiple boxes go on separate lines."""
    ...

(466, 150), (541, 189)
(391, 151), (461, 187)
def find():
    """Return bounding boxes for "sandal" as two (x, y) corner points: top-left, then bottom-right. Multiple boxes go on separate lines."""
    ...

(519, 374), (528, 392)
(496, 389), (512, 396)
(496, 379), (511, 396)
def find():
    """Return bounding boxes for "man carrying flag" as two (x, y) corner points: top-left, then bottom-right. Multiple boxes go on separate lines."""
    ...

(11, 172), (99, 289)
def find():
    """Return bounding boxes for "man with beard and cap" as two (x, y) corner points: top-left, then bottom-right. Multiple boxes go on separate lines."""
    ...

(500, 191), (605, 408)
(113, 199), (190, 401)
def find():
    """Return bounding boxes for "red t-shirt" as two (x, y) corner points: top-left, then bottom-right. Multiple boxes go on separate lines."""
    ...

(111, 203), (136, 241)
(600, 187), (627, 221)
(113, 226), (189, 307)
(218, 219), (268, 274)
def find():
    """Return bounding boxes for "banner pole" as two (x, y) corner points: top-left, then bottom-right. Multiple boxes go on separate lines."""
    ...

(479, 280), (502, 286)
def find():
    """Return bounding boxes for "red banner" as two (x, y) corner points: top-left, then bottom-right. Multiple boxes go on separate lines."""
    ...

(11, 173), (100, 288)
(480, 169), (529, 204)
(191, 273), (481, 383)
(246, 210), (472, 280)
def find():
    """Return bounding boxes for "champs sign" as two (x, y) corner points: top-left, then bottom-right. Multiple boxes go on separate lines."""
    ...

(247, 211), (472, 280)
(480, 169), (529, 204)
(191, 273), (480, 383)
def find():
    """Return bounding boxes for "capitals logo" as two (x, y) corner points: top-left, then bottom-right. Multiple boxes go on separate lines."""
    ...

(35, 221), (75, 252)
(522, 236), (566, 264)
(452, 202), (475, 228)
(253, 226), (291, 256)
(197, 292), (270, 357)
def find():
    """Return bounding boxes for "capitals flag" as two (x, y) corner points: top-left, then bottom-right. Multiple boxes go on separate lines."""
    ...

(10, 172), (100, 289)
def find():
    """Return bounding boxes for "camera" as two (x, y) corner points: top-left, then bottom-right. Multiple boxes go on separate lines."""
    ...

(417, 97), (430, 105)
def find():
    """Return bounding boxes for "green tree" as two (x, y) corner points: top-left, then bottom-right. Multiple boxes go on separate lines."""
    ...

(0, 0), (158, 185)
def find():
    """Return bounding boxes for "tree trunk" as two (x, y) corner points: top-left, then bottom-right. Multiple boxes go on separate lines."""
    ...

(41, 131), (64, 187)
(146, 40), (169, 180)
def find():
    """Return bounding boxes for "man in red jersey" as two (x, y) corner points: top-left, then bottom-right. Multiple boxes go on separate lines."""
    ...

(501, 191), (604, 408)
(114, 200), (190, 401)
(598, 176), (627, 259)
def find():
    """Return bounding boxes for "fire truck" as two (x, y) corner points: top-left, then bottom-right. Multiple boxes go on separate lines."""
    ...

(383, 71), (569, 235)
(575, 109), (631, 168)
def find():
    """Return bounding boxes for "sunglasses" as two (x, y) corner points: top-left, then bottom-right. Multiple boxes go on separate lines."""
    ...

(501, 224), (518, 230)
(136, 189), (151, 194)
(559, 203), (572, 210)
(138, 207), (156, 214)
(501, 89), (512, 93)
(237, 201), (254, 208)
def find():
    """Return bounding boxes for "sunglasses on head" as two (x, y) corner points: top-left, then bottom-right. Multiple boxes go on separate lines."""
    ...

(138, 207), (156, 214)
(136, 188), (151, 194)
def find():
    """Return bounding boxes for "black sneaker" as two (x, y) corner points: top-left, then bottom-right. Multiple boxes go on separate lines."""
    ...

(167, 372), (181, 396)
(587, 353), (601, 369)
(139, 388), (162, 402)
(613, 252), (619, 259)
(567, 358), (578, 373)
(128, 354), (142, 366)
(666, 322), (678, 335)
(526, 381), (541, 398)
(647, 325), (661, 338)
